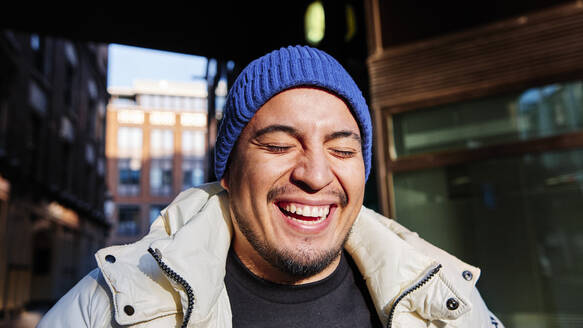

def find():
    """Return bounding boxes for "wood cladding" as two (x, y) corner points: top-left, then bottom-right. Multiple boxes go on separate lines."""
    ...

(367, 3), (583, 113)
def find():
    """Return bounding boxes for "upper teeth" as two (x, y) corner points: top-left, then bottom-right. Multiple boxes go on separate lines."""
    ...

(283, 203), (330, 218)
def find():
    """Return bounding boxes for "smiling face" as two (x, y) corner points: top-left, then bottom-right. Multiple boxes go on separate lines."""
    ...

(221, 87), (366, 284)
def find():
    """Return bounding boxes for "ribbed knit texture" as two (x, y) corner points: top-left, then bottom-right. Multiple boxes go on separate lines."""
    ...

(215, 45), (372, 181)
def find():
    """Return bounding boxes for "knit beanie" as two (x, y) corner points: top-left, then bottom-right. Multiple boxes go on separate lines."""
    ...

(214, 45), (372, 181)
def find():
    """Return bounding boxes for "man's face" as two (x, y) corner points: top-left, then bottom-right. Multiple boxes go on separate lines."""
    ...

(221, 87), (366, 283)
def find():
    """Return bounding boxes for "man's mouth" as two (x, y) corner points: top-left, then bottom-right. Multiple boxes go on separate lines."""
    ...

(276, 202), (331, 225)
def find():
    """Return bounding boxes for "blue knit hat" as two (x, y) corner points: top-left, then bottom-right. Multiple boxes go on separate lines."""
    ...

(215, 45), (372, 181)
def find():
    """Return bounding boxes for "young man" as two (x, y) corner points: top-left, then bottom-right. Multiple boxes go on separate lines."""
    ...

(39, 45), (504, 327)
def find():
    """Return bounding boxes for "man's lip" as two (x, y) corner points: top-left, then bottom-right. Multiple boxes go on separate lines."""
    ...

(273, 198), (339, 206)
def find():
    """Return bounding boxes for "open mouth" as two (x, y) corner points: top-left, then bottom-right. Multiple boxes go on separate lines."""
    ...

(276, 202), (332, 225)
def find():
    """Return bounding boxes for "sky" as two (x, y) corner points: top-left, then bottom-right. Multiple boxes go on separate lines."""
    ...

(107, 44), (208, 88)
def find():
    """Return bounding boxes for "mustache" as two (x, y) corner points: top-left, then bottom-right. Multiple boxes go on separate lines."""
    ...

(267, 185), (348, 207)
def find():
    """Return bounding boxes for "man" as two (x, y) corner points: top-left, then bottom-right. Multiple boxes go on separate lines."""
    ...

(39, 45), (503, 327)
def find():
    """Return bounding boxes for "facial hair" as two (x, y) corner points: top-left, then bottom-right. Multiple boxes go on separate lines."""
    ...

(233, 185), (351, 280)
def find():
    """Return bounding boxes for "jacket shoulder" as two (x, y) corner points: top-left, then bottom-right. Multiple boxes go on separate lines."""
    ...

(38, 268), (118, 328)
(356, 207), (504, 328)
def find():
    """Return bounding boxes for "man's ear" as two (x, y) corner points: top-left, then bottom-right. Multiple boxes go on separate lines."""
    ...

(220, 169), (230, 191)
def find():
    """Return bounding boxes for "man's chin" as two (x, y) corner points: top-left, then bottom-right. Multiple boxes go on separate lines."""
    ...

(233, 208), (351, 280)
(263, 246), (342, 279)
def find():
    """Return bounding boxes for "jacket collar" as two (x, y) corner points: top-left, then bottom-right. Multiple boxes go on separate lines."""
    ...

(347, 207), (480, 325)
(96, 182), (479, 326)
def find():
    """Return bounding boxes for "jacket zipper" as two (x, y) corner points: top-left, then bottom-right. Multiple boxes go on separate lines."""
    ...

(386, 264), (442, 328)
(148, 247), (195, 328)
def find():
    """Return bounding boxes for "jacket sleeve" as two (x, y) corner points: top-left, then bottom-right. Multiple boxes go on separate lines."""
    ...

(37, 268), (117, 328)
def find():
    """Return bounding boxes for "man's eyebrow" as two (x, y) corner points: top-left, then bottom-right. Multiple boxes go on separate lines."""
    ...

(252, 124), (300, 139)
(325, 130), (361, 144)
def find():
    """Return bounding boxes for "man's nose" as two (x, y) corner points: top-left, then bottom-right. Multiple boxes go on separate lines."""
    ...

(290, 148), (334, 192)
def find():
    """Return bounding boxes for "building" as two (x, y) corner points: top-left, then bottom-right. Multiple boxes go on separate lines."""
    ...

(0, 30), (109, 321)
(106, 79), (226, 245)
(364, 1), (583, 326)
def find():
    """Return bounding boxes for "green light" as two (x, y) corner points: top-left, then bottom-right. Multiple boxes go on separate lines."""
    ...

(305, 1), (325, 45)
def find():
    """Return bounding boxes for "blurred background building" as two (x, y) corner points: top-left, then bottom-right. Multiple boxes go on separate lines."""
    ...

(106, 79), (226, 245)
(1, 0), (583, 327)
(0, 30), (109, 324)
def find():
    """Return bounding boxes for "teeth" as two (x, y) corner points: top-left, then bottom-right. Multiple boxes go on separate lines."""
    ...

(310, 207), (318, 217)
(280, 203), (330, 218)
(287, 215), (327, 225)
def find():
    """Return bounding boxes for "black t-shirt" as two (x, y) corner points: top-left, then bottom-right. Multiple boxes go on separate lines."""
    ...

(224, 247), (382, 328)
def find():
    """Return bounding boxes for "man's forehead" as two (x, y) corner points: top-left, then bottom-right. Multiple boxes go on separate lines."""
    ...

(249, 87), (358, 127)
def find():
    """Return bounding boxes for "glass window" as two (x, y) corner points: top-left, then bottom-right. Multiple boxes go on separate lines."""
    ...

(139, 94), (151, 108)
(30, 34), (46, 74)
(150, 129), (174, 158)
(182, 130), (206, 157)
(150, 158), (172, 196)
(28, 80), (48, 114)
(117, 158), (141, 196)
(113, 95), (136, 107)
(117, 205), (140, 236)
(393, 81), (583, 157)
(64, 61), (74, 109)
(149, 111), (175, 126)
(393, 149), (583, 325)
(149, 204), (166, 224)
(180, 113), (207, 127)
(152, 95), (161, 108)
(182, 159), (205, 189)
(117, 127), (142, 158)
(172, 96), (181, 109)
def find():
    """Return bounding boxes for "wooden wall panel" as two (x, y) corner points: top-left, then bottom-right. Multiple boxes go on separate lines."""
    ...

(367, 3), (583, 113)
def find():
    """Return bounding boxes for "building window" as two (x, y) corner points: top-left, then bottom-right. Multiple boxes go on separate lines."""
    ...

(117, 127), (143, 158)
(117, 159), (141, 196)
(29, 80), (48, 114)
(150, 158), (173, 196)
(86, 79), (98, 138)
(117, 110), (145, 124)
(150, 129), (174, 157)
(117, 127), (142, 196)
(182, 130), (206, 189)
(182, 159), (205, 189)
(149, 204), (166, 224)
(150, 129), (173, 196)
(149, 111), (176, 126)
(180, 113), (207, 127)
(388, 80), (583, 325)
(392, 82), (583, 157)
(117, 205), (140, 236)
(63, 61), (75, 110)
(182, 130), (206, 158)
(30, 34), (47, 75)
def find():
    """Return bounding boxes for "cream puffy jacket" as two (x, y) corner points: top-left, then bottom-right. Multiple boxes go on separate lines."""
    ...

(39, 182), (504, 328)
